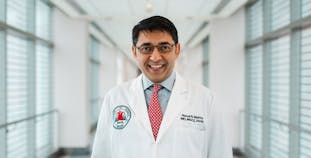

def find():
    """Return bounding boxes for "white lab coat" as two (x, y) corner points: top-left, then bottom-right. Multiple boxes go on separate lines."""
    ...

(91, 74), (232, 158)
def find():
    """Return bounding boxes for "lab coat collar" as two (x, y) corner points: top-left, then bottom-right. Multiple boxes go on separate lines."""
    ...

(129, 74), (154, 141)
(157, 73), (189, 142)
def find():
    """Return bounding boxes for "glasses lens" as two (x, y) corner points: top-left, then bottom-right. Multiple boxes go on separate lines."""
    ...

(158, 44), (172, 53)
(139, 45), (153, 54)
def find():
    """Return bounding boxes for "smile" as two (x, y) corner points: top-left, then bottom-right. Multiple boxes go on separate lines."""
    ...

(149, 64), (164, 70)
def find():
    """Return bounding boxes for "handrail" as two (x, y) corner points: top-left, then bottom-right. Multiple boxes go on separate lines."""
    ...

(0, 109), (58, 129)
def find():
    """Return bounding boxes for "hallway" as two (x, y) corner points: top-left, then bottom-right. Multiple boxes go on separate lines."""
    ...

(1, 0), (311, 157)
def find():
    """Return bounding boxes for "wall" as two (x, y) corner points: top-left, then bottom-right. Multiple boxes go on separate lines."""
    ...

(99, 45), (138, 110)
(124, 59), (139, 81)
(176, 45), (204, 83)
(53, 9), (90, 148)
(209, 8), (245, 149)
(99, 45), (118, 97)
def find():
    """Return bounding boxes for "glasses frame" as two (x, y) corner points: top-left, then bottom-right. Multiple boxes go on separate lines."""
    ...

(135, 43), (176, 54)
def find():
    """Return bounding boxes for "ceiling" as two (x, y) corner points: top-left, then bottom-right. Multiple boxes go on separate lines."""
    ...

(51, 0), (248, 58)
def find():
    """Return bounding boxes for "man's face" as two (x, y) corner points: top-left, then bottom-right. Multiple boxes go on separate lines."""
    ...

(132, 30), (180, 83)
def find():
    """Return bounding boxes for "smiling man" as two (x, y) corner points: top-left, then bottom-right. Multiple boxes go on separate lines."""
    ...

(91, 16), (233, 158)
(132, 29), (179, 83)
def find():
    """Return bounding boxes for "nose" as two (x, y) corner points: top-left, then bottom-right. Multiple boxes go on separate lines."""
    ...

(149, 48), (162, 61)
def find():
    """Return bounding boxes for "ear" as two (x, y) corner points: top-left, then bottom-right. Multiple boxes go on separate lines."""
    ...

(174, 43), (181, 58)
(131, 45), (138, 59)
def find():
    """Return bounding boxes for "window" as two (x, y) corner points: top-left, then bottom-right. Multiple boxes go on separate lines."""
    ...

(6, 34), (28, 123)
(89, 36), (101, 128)
(246, 45), (263, 156)
(269, 35), (290, 158)
(302, 0), (311, 18)
(7, 122), (28, 158)
(36, 43), (52, 114)
(36, 43), (53, 157)
(0, 0), (4, 22)
(246, 0), (263, 40)
(36, 115), (52, 158)
(0, 30), (5, 158)
(246, 0), (310, 157)
(36, 0), (51, 40)
(6, 34), (32, 158)
(6, 0), (35, 33)
(202, 38), (209, 86)
(300, 26), (311, 158)
(0, 0), (54, 157)
(270, 0), (290, 31)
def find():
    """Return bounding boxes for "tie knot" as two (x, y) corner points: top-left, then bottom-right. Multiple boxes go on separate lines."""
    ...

(153, 84), (162, 93)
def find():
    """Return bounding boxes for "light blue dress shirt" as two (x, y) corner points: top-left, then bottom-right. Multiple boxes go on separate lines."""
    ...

(142, 72), (176, 114)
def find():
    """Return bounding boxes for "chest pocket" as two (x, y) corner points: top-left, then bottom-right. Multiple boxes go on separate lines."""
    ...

(173, 121), (206, 158)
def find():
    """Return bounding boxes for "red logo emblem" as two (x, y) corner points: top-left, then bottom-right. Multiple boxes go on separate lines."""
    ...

(113, 105), (131, 129)
(117, 111), (124, 121)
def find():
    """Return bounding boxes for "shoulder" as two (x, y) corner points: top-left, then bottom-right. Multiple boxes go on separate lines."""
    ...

(176, 75), (215, 105)
(178, 75), (213, 97)
(189, 81), (214, 100)
(189, 81), (212, 94)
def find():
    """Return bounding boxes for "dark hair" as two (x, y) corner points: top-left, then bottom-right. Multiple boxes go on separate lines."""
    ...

(132, 15), (178, 46)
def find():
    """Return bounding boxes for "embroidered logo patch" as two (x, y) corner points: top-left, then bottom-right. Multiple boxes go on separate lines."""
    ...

(112, 105), (131, 129)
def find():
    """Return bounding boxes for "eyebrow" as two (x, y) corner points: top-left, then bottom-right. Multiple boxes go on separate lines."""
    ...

(139, 42), (171, 46)
(158, 42), (170, 45)
(139, 42), (153, 46)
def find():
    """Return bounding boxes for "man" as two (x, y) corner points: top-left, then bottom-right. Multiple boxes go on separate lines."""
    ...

(91, 16), (232, 158)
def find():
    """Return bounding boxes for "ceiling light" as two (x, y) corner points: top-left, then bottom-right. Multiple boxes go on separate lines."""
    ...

(145, 1), (153, 13)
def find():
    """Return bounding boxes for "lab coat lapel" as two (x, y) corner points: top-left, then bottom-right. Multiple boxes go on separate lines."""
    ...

(129, 75), (154, 140)
(157, 74), (189, 141)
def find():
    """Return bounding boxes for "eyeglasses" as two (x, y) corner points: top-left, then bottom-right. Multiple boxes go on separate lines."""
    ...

(136, 43), (176, 54)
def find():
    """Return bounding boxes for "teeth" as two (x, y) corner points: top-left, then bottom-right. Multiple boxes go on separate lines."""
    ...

(150, 65), (162, 69)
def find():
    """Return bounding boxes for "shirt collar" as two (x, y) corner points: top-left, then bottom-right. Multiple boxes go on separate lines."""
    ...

(142, 72), (176, 91)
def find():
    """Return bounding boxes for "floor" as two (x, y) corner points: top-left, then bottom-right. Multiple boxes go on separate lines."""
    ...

(60, 156), (90, 158)
(60, 154), (243, 158)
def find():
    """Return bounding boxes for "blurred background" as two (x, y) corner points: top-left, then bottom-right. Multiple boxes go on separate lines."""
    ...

(0, 0), (310, 157)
